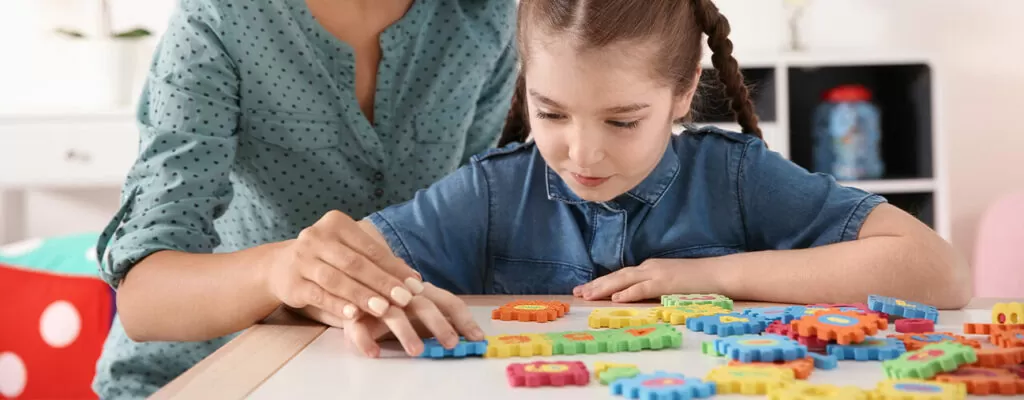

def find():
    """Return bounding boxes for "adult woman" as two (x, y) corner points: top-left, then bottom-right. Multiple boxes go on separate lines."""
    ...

(93, 0), (515, 397)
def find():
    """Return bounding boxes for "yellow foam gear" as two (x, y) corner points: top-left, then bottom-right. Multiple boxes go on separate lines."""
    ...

(705, 365), (795, 395)
(767, 381), (870, 400)
(992, 302), (1024, 324)
(484, 333), (553, 358)
(651, 304), (732, 325)
(587, 308), (658, 329)
(870, 379), (966, 400)
(592, 361), (638, 378)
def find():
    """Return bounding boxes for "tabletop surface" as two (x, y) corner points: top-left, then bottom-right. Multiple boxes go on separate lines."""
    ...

(152, 296), (1022, 399)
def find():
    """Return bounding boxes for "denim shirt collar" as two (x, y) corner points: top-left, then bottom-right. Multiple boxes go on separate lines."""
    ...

(545, 140), (680, 207)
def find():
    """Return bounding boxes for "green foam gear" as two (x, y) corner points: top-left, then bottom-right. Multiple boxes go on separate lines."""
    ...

(599, 366), (642, 385)
(661, 294), (734, 310)
(544, 330), (610, 355)
(882, 342), (977, 380)
(603, 324), (683, 352)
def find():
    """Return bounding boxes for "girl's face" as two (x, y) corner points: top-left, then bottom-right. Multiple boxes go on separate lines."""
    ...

(526, 37), (695, 203)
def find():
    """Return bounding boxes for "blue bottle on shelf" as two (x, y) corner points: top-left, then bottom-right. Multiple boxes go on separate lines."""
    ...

(812, 84), (885, 180)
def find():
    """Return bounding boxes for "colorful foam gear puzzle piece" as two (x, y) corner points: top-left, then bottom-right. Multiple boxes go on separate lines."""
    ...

(827, 338), (907, 361)
(888, 332), (981, 351)
(882, 342), (978, 379)
(420, 337), (488, 358)
(808, 352), (838, 370)
(962, 323), (1024, 335)
(611, 372), (716, 400)
(934, 366), (1024, 395)
(895, 318), (935, 334)
(599, 367), (642, 385)
(652, 304), (730, 325)
(485, 333), (553, 358)
(728, 356), (815, 379)
(993, 329), (1024, 348)
(715, 334), (808, 363)
(593, 362), (638, 378)
(872, 379), (967, 400)
(603, 324), (683, 352)
(705, 365), (795, 395)
(867, 294), (940, 323)
(588, 308), (659, 329)
(702, 341), (723, 357)
(743, 306), (794, 323)
(791, 310), (887, 344)
(767, 381), (869, 400)
(992, 302), (1024, 324)
(686, 312), (767, 336)
(661, 293), (733, 310)
(544, 330), (609, 355)
(971, 347), (1024, 367)
(784, 306), (833, 321)
(506, 361), (589, 387)
(491, 300), (569, 323)
(809, 302), (888, 319)
(764, 320), (830, 349)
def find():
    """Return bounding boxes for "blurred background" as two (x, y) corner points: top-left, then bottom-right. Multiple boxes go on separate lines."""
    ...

(0, 0), (1022, 398)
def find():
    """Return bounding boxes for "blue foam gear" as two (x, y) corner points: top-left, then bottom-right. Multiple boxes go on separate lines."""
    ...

(714, 334), (809, 363)
(742, 306), (793, 323)
(827, 337), (907, 361)
(809, 352), (839, 370)
(686, 313), (767, 337)
(420, 337), (488, 358)
(611, 371), (716, 400)
(867, 294), (939, 323)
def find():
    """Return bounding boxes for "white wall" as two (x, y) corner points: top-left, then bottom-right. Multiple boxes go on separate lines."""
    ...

(2, 0), (1023, 265)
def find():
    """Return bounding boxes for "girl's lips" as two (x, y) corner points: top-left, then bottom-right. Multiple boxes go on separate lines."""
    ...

(571, 173), (609, 187)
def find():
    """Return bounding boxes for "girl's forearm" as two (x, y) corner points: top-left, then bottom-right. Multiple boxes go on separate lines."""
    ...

(710, 235), (972, 309)
(116, 244), (283, 342)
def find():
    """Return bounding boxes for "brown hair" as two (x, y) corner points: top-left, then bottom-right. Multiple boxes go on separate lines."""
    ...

(498, 0), (761, 147)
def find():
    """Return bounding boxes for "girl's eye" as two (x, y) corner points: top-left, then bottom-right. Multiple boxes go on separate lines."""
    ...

(607, 120), (640, 129)
(535, 111), (565, 120)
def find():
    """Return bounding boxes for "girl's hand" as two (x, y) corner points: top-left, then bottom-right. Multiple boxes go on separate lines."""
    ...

(265, 210), (424, 322)
(572, 258), (721, 302)
(341, 282), (485, 357)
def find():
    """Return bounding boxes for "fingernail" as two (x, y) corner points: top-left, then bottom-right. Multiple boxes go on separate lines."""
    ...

(342, 304), (357, 319)
(390, 286), (412, 306)
(368, 297), (388, 315)
(404, 277), (424, 294)
(471, 327), (485, 340)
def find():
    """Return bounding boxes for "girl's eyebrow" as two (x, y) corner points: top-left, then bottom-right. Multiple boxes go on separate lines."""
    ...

(528, 89), (649, 113)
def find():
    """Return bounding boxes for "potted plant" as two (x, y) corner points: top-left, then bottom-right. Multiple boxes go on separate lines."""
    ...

(54, 0), (153, 107)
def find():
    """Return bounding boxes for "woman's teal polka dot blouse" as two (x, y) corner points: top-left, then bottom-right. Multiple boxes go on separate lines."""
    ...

(92, 0), (516, 397)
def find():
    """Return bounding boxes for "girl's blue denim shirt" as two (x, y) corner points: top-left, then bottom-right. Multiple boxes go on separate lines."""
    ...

(368, 127), (886, 295)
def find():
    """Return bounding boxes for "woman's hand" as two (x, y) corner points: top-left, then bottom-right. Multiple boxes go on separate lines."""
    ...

(572, 258), (722, 302)
(341, 282), (485, 357)
(265, 210), (424, 322)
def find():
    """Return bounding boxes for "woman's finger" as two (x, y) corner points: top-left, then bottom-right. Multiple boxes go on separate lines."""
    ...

(343, 317), (382, 358)
(299, 256), (390, 317)
(404, 295), (460, 349)
(378, 306), (424, 357)
(319, 211), (424, 289)
(422, 283), (485, 341)
(285, 278), (354, 321)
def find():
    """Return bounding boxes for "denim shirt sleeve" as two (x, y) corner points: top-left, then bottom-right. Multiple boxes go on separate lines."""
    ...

(737, 138), (886, 250)
(367, 163), (490, 294)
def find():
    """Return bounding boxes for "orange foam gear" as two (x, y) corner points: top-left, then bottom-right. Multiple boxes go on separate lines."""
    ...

(993, 329), (1024, 348)
(491, 300), (570, 322)
(790, 310), (887, 345)
(887, 332), (982, 351)
(971, 347), (1024, 368)
(963, 323), (1024, 335)
(934, 367), (1024, 395)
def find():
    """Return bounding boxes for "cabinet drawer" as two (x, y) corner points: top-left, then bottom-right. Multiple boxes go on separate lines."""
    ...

(0, 118), (138, 187)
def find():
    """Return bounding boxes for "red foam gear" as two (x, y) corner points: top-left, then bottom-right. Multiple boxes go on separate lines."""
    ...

(895, 318), (935, 333)
(506, 361), (590, 387)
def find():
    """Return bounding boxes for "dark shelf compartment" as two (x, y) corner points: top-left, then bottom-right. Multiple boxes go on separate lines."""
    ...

(788, 64), (933, 180)
(693, 67), (776, 123)
(884, 192), (935, 228)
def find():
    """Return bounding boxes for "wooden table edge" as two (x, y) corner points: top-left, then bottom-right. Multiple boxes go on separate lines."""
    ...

(148, 296), (1017, 399)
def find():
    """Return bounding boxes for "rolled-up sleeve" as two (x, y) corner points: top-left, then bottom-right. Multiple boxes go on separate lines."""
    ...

(737, 138), (887, 250)
(96, 0), (239, 288)
(367, 163), (491, 294)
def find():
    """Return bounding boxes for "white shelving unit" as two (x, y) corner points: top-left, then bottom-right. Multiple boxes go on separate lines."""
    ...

(699, 50), (949, 240)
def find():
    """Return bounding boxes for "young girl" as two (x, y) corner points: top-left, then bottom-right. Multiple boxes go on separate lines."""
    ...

(333, 0), (970, 357)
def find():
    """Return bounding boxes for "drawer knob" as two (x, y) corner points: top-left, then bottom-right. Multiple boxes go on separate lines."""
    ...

(65, 149), (92, 163)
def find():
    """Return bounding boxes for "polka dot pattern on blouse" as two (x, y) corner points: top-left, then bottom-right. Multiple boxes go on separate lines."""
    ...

(92, 0), (517, 397)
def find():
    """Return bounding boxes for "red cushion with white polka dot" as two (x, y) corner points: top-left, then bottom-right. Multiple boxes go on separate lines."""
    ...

(0, 263), (113, 399)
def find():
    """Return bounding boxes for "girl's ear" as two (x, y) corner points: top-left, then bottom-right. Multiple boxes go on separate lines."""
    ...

(671, 65), (702, 121)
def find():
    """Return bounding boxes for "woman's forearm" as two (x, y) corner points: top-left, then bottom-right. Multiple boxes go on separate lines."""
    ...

(116, 243), (284, 342)
(712, 235), (971, 309)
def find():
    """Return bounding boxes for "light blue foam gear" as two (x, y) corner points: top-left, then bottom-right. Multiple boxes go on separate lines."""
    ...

(610, 371), (716, 400)
(867, 294), (939, 323)
(419, 337), (488, 359)
(742, 306), (793, 323)
(809, 352), (839, 370)
(826, 337), (907, 361)
(714, 334), (809, 363)
(685, 313), (767, 337)
(902, 333), (968, 347)
(783, 305), (833, 323)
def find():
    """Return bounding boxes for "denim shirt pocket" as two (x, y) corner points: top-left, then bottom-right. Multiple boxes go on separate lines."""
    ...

(490, 256), (592, 295)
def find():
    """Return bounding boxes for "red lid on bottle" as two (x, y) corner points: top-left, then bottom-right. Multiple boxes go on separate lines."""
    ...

(823, 84), (872, 102)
